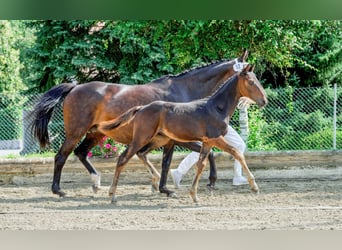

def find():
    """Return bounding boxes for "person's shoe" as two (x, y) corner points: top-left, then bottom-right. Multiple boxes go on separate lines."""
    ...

(232, 176), (248, 186)
(170, 169), (182, 189)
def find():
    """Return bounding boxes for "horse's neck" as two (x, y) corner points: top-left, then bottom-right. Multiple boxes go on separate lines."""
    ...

(207, 75), (240, 119)
(165, 60), (235, 101)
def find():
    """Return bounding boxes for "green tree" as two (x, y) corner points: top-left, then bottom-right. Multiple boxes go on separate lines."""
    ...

(292, 20), (342, 87)
(0, 20), (33, 140)
(25, 20), (342, 92)
(0, 20), (26, 93)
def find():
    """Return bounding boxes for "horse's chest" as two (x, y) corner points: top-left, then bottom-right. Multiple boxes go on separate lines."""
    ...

(205, 119), (227, 138)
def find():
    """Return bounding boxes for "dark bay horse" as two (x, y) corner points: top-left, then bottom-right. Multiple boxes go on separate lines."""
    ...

(31, 50), (249, 197)
(96, 65), (268, 203)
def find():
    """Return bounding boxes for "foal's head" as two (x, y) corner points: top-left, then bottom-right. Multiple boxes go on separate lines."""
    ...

(237, 65), (267, 108)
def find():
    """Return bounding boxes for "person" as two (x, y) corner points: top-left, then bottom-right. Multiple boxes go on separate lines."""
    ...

(170, 97), (252, 188)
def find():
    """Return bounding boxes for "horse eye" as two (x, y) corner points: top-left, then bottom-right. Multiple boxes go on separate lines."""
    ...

(248, 80), (255, 85)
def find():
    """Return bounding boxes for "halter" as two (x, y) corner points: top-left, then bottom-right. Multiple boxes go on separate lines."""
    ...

(233, 58), (249, 72)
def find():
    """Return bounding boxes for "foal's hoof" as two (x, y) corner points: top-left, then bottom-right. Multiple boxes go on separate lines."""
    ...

(92, 184), (101, 194)
(251, 187), (260, 195)
(206, 183), (218, 191)
(252, 189), (260, 195)
(151, 185), (158, 193)
(110, 195), (118, 204)
(189, 190), (199, 203)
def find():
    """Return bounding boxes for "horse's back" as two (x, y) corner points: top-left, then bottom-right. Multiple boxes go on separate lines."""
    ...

(62, 81), (168, 134)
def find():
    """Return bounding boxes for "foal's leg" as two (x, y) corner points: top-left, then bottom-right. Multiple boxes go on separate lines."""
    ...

(74, 131), (103, 193)
(189, 144), (211, 203)
(108, 123), (159, 203)
(136, 151), (161, 192)
(109, 140), (150, 203)
(209, 136), (259, 193)
(137, 139), (176, 197)
(177, 141), (217, 189)
(108, 147), (129, 203)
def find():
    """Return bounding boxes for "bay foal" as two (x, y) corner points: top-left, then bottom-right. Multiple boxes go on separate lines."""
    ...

(97, 64), (267, 203)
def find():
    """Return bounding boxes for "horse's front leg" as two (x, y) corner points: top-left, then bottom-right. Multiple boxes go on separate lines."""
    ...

(189, 144), (211, 203)
(159, 142), (176, 197)
(177, 141), (217, 190)
(207, 151), (217, 190)
(210, 136), (259, 193)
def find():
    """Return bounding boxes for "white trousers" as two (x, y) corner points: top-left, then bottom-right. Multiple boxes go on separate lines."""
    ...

(176, 125), (246, 177)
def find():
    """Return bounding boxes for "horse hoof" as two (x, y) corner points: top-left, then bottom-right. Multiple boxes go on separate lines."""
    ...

(251, 188), (260, 195)
(110, 196), (118, 204)
(58, 191), (66, 197)
(192, 196), (199, 203)
(189, 191), (199, 203)
(167, 192), (177, 198)
(151, 185), (158, 193)
(206, 184), (218, 191)
(159, 187), (176, 197)
(92, 184), (101, 193)
(53, 190), (66, 197)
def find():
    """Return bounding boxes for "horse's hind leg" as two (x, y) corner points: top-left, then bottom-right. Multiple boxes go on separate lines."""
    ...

(109, 126), (159, 203)
(109, 143), (143, 203)
(207, 151), (217, 189)
(137, 139), (175, 197)
(136, 150), (161, 192)
(74, 132), (103, 193)
(189, 144), (211, 203)
(52, 136), (80, 197)
(159, 142), (176, 197)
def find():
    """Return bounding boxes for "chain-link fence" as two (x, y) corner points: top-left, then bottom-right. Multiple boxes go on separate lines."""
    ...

(0, 84), (341, 155)
(234, 84), (342, 151)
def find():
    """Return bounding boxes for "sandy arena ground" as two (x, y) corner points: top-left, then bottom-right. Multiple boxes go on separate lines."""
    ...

(1, 165), (342, 230)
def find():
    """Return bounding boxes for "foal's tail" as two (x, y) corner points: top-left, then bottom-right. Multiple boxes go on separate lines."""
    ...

(30, 83), (76, 148)
(98, 105), (143, 132)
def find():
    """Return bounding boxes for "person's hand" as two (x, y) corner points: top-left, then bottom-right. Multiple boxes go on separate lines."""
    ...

(237, 97), (254, 109)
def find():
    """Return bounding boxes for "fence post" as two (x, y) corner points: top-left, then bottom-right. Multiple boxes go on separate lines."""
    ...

(333, 83), (337, 150)
(239, 105), (249, 145)
(21, 109), (40, 155)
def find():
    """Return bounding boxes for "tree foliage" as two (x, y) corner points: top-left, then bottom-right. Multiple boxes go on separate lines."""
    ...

(2, 20), (342, 93)
(0, 20), (26, 93)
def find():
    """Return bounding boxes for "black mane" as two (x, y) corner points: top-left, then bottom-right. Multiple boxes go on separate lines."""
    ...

(152, 59), (233, 83)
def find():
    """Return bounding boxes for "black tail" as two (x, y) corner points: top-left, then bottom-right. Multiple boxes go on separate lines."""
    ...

(100, 106), (142, 131)
(30, 83), (76, 148)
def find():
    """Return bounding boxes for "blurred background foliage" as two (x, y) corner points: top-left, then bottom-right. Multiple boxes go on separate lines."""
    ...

(1, 20), (340, 94)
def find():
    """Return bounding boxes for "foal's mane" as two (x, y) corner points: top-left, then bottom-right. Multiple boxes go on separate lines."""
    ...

(152, 59), (233, 83)
(206, 73), (237, 98)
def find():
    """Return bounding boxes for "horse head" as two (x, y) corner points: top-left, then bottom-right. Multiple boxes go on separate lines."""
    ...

(237, 64), (268, 108)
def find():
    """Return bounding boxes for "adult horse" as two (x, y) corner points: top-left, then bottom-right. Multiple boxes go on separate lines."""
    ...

(31, 50), (249, 197)
(96, 64), (267, 203)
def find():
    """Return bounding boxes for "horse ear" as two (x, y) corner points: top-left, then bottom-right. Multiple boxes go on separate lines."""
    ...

(239, 49), (249, 62)
(241, 64), (250, 75)
(250, 64), (255, 72)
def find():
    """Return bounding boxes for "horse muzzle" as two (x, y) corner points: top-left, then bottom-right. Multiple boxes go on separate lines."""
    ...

(257, 98), (268, 108)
